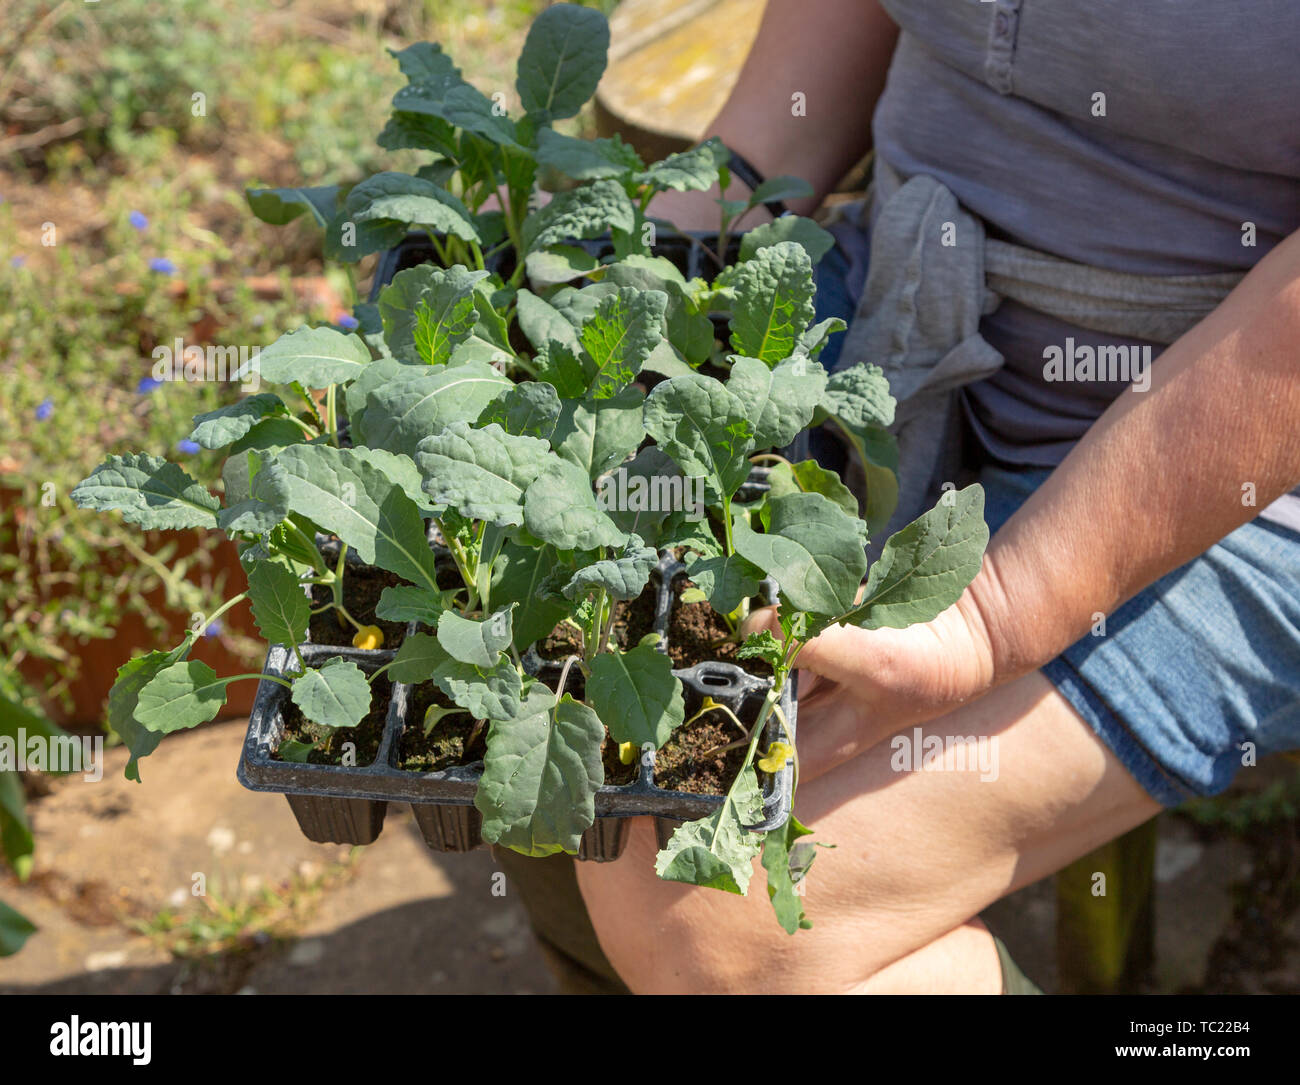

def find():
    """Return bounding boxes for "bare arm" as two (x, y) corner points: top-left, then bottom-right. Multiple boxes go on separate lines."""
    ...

(781, 228), (1300, 779)
(653, 0), (899, 227)
(971, 229), (1300, 681)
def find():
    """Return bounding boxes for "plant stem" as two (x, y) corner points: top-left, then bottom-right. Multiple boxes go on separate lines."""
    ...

(199, 592), (248, 638)
(595, 592), (618, 658)
(325, 384), (338, 446)
(222, 672), (291, 690)
(554, 654), (581, 705)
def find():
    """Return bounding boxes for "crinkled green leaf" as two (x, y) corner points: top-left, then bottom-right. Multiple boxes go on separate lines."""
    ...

(766, 458), (858, 519)
(532, 341), (589, 401)
(536, 128), (641, 181)
(355, 360), (510, 458)
(516, 3), (610, 121)
(437, 606), (515, 669)
(551, 386), (644, 480)
(524, 458), (626, 551)
(524, 245), (603, 288)
(477, 691), (604, 856)
(797, 317), (846, 360)
(390, 41), (462, 86)
(290, 658), (371, 730)
(819, 362), (895, 431)
(588, 642), (684, 750)
(106, 638), (193, 781)
(736, 629), (783, 670)
(255, 325), (372, 389)
(245, 185), (340, 227)
(515, 288), (580, 352)
(416, 421), (552, 527)
(728, 241), (816, 365)
(346, 447), (438, 512)
(599, 446), (682, 545)
(344, 171), (479, 242)
(378, 264), (489, 365)
(476, 381), (561, 440)
(492, 543), (573, 651)
(523, 178), (635, 253)
(655, 767), (764, 893)
(684, 551), (763, 614)
(562, 534), (657, 601)
(390, 634), (525, 720)
(376, 585), (455, 627)
(72, 454), (219, 531)
(189, 394), (286, 450)
(636, 137), (728, 193)
(726, 354), (827, 450)
(643, 374), (754, 503)
(739, 216), (835, 265)
(219, 455), (290, 535)
(733, 492), (867, 616)
(843, 485), (988, 629)
(263, 445), (441, 593)
(377, 110), (457, 155)
(762, 814), (816, 933)
(579, 287), (667, 400)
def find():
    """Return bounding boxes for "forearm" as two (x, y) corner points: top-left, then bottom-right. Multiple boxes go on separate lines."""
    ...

(970, 230), (1300, 683)
(707, 0), (898, 213)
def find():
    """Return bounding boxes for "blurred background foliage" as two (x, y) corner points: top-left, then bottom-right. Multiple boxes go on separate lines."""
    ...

(0, 0), (612, 718)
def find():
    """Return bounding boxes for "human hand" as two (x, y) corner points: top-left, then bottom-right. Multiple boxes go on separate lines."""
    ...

(744, 592), (998, 781)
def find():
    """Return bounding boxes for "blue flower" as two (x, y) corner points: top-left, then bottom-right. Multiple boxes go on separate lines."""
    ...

(337, 314), (359, 330)
(129, 210), (148, 231)
(176, 439), (201, 455)
(35, 399), (53, 421)
(149, 257), (176, 275)
(204, 619), (223, 639)
(136, 376), (164, 394)
(10, 256), (25, 268)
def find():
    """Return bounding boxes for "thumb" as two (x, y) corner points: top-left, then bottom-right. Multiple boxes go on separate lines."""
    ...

(739, 604), (780, 639)
(787, 621), (880, 691)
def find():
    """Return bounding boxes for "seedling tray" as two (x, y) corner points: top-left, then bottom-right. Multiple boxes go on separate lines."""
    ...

(237, 551), (797, 862)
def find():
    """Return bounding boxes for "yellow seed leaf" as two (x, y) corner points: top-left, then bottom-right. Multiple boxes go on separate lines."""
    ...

(352, 624), (384, 650)
(757, 741), (793, 773)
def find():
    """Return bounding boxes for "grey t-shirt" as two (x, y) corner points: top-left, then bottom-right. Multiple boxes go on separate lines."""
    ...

(870, 0), (1300, 525)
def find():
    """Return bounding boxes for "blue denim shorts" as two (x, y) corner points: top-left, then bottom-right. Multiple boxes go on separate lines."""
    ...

(813, 237), (1300, 807)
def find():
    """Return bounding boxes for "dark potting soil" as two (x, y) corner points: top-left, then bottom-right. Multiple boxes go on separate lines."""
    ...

(274, 672), (391, 767)
(653, 712), (748, 795)
(667, 581), (769, 677)
(399, 681), (485, 772)
(309, 565), (410, 649)
(535, 590), (659, 661)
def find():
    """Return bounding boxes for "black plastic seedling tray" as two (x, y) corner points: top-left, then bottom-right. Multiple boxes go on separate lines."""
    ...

(237, 547), (797, 862)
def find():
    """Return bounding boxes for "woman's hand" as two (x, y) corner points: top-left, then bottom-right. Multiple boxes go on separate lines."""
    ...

(746, 588), (999, 781)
